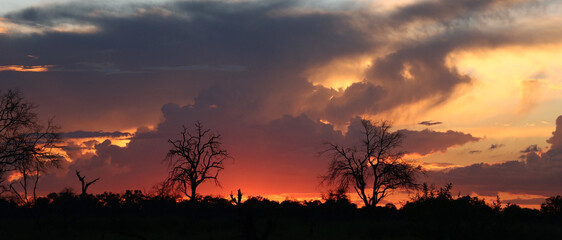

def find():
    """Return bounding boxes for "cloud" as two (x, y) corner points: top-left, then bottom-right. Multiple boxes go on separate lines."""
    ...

(418, 120), (443, 126)
(421, 162), (460, 170)
(518, 79), (544, 114)
(0, 0), (374, 131)
(398, 129), (480, 156)
(2, 0), (562, 197)
(429, 115), (562, 196)
(60, 131), (132, 139)
(38, 102), (479, 195)
(520, 144), (539, 153)
(489, 143), (504, 150)
(0, 65), (51, 72)
(144, 64), (246, 72)
(1, 0), (560, 133)
(324, 82), (386, 125)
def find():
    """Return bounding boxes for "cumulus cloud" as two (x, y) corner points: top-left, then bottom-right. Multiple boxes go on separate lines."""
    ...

(324, 82), (386, 125)
(1, 0), (560, 132)
(398, 129), (480, 156)
(429, 115), (562, 197)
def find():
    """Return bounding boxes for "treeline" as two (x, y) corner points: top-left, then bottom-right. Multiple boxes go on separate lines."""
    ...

(1, 186), (562, 239)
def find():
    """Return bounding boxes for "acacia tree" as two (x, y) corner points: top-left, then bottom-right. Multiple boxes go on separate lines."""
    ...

(0, 89), (62, 204)
(322, 119), (421, 207)
(163, 121), (230, 201)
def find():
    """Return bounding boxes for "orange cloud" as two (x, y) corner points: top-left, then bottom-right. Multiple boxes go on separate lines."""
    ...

(0, 65), (52, 72)
(0, 17), (7, 34)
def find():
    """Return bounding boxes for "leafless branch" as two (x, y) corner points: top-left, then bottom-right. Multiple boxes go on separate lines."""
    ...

(322, 119), (421, 207)
(163, 121), (231, 201)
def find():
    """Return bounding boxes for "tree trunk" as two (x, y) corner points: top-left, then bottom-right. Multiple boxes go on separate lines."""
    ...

(191, 185), (197, 202)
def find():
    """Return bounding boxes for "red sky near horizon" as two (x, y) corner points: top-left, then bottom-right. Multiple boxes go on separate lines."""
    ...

(1, 0), (562, 208)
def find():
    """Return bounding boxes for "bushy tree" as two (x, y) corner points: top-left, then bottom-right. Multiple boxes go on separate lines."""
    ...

(541, 195), (562, 215)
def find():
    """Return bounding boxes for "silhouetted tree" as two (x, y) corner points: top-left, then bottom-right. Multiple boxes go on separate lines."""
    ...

(541, 195), (562, 215)
(0, 89), (62, 204)
(413, 183), (453, 202)
(322, 119), (421, 207)
(322, 188), (350, 204)
(75, 170), (99, 196)
(163, 121), (230, 201)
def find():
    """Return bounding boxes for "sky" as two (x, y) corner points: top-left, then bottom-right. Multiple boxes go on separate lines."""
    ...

(1, 0), (562, 208)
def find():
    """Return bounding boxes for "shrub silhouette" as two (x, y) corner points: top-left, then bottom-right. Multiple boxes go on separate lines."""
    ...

(1, 187), (562, 239)
(541, 195), (562, 216)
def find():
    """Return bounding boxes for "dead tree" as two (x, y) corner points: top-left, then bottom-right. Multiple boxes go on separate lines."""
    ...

(0, 89), (62, 204)
(322, 119), (421, 207)
(75, 170), (99, 196)
(163, 121), (230, 201)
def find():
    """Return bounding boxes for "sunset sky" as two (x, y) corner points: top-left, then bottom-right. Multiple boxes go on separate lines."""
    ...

(1, 0), (562, 208)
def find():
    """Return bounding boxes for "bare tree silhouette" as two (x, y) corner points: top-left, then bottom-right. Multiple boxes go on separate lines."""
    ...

(0, 89), (62, 204)
(322, 119), (421, 207)
(75, 170), (99, 196)
(163, 121), (230, 201)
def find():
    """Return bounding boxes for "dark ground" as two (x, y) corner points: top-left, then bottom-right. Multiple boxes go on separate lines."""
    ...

(1, 190), (562, 240)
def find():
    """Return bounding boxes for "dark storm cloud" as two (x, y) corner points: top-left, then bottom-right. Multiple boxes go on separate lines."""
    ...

(144, 64), (246, 72)
(386, 0), (521, 25)
(429, 115), (562, 196)
(1, 0), (559, 131)
(1, 0), (371, 70)
(324, 82), (386, 125)
(0, 0), (375, 129)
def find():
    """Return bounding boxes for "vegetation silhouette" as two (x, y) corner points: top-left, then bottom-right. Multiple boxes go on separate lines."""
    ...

(0, 186), (561, 239)
(322, 119), (421, 207)
(541, 195), (562, 216)
(0, 89), (62, 205)
(75, 170), (99, 196)
(162, 121), (231, 202)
